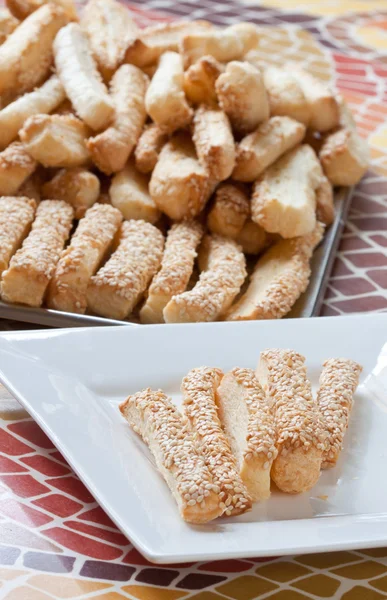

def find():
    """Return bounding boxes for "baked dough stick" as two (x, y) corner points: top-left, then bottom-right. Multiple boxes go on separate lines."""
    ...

(47, 204), (122, 313)
(87, 220), (164, 320)
(182, 367), (252, 516)
(17, 171), (41, 203)
(263, 66), (310, 126)
(110, 161), (160, 223)
(193, 106), (235, 181)
(251, 144), (322, 239)
(180, 23), (258, 67)
(0, 142), (37, 195)
(0, 9), (19, 44)
(232, 116), (306, 183)
(216, 62), (269, 135)
(0, 4), (68, 96)
(145, 51), (192, 132)
(41, 168), (100, 219)
(164, 235), (246, 323)
(207, 182), (249, 239)
(0, 196), (36, 276)
(0, 75), (66, 151)
(184, 55), (223, 106)
(316, 175), (334, 226)
(119, 388), (222, 524)
(1, 200), (73, 307)
(216, 368), (277, 501)
(290, 66), (339, 133)
(149, 132), (210, 221)
(134, 124), (168, 174)
(317, 358), (362, 470)
(235, 220), (268, 256)
(225, 223), (324, 321)
(140, 221), (203, 324)
(88, 65), (148, 175)
(6, 0), (77, 21)
(54, 23), (114, 131)
(20, 114), (90, 168)
(81, 0), (139, 82)
(256, 349), (325, 494)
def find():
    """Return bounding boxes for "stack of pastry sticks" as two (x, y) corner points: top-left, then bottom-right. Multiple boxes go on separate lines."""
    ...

(0, 0), (369, 322)
(120, 352), (362, 523)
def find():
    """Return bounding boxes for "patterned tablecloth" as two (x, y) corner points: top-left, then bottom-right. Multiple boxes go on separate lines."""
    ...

(1, 1), (387, 599)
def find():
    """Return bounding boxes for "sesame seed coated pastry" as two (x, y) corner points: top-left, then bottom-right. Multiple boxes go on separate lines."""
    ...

(41, 168), (100, 220)
(134, 123), (169, 175)
(0, 195), (36, 276)
(207, 182), (250, 240)
(0, 142), (37, 196)
(183, 55), (223, 107)
(192, 105), (235, 181)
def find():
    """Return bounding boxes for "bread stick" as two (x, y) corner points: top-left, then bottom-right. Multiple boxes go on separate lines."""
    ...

(232, 116), (306, 182)
(184, 55), (223, 106)
(1, 199), (73, 306)
(134, 124), (168, 174)
(251, 145), (322, 238)
(316, 175), (334, 226)
(225, 223), (324, 321)
(235, 220), (268, 255)
(216, 61), (269, 134)
(317, 358), (362, 469)
(0, 196), (36, 276)
(182, 367), (252, 516)
(47, 203), (122, 313)
(20, 113), (89, 168)
(192, 106), (235, 181)
(81, 0), (139, 82)
(87, 219), (164, 320)
(119, 388), (222, 524)
(290, 66), (339, 132)
(164, 234), (246, 323)
(41, 167), (100, 219)
(149, 132), (210, 221)
(17, 171), (42, 203)
(145, 51), (192, 132)
(216, 368), (277, 501)
(207, 182), (249, 239)
(263, 66), (310, 126)
(0, 142), (37, 195)
(180, 23), (258, 67)
(0, 75), (65, 151)
(6, 0), (77, 21)
(110, 161), (160, 224)
(0, 8), (19, 44)
(54, 22), (114, 131)
(140, 220), (203, 324)
(256, 349), (324, 494)
(0, 4), (68, 96)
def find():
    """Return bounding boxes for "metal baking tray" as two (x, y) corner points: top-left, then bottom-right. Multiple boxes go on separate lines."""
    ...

(0, 187), (352, 329)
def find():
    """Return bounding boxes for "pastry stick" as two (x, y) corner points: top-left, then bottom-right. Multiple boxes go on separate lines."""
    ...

(217, 368), (277, 501)
(184, 55), (223, 106)
(0, 4), (68, 96)
(256, 349), (325, 494)
(164, 234), (246, 323)
(0, 196), (36, 276)
(119, 388), (222, 524)
(263, 66), (310, 126)
(149, 132), (210, 221)
(317, 358), (362, 469)
(6, 0), (77, 21)
(316, 175), (334, 226)
(251, 144), (322, 239)
(182, 367), (252, 516)
(235, 220), (268, 256)
(226, 223), (324, 321)
(0, 142), (37, 195)
(134, 124), (168, 174)
(216, 61), (269, 134)
(1, 199), (73, 307)
(54, 23), (114, 131)
(17, 171), (42, 203)
(110, 161), (160, 223)
(0, 9), (19, 44)
(145, 51), (192, 132)
(180, 23), (258, 67)
(290, 66), (339, 132)
(87, 220), (164, 320)
(88, 65), (148, 175)
(193, 106), (235, 181)
(140, 220), (203, 324)
(232, 116), (306, 182)
(81, 0), (139, 82)
(207, 182), (249, 239)
(42, 168), (100, 220)
(47, 204), (122, 313)
(0, 75), (66, 150)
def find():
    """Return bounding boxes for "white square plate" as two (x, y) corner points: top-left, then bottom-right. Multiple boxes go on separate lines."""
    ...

(0, 314), (386, 564)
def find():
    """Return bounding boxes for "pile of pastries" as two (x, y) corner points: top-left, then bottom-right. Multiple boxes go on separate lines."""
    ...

(0, 0), (369, 322)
